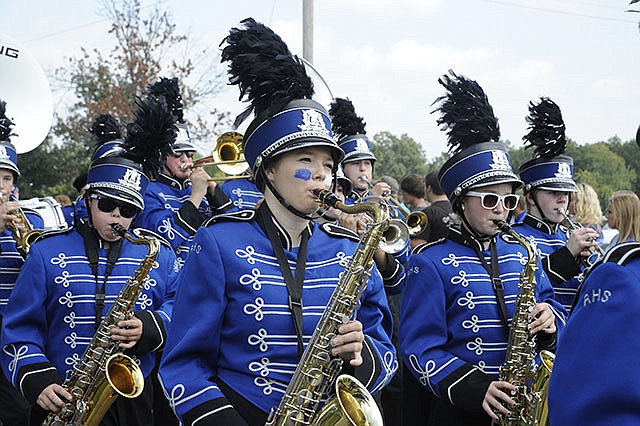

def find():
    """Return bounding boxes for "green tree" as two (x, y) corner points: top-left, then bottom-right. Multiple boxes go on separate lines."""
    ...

(371, 131), (430, 182)
(567, 141), (636, 207)
(18, 0), (230, 198)
(607, 136), (640, 194)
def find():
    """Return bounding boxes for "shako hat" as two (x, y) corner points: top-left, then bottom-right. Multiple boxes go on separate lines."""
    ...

(329, 98), (376, 165)
(435, 71), (522, 203)
(221, 18), (343, 183)
(518, 97), (576, 193)
(86, 96), (176, 210)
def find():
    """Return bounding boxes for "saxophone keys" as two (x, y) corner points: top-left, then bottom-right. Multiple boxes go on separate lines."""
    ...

(71, 386), (84, 399)
(78, 374), (91, 389)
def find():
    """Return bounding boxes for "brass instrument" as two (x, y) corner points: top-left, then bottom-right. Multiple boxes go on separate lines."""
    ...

(493, 220), (553, 426)
(43, 224), (159, 426)
(181, 131), (251, 182)
(360, 175), (410, 217)
(406, 210), (428, 238)
(557, 207), (604, 267)
(4, 194), (42, 256)
(265, 189), (386, 426)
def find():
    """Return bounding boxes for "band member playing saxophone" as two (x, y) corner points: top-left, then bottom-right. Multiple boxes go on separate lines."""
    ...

(158, 19), (395, 426)
(0, 96), (179, 426)
(400, 72), (565, 425)
(514, 98), (599, 313)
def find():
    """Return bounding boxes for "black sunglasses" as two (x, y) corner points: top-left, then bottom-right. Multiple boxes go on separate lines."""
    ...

(90, 195), (139, 218)
(466, 191), (520, 211)
(171, 151), (195, 159)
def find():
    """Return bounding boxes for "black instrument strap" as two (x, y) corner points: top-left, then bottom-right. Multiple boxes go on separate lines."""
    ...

(473, 239), (510, 333)
(78, 222), (124, 331)
(258, 205), (309, 358)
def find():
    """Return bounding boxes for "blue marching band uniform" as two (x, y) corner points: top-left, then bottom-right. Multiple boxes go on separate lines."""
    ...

(0, 220), (179, 400)
(159, 209), (396, 423)
(0, 19), (636, 426)
(135, 171), (231, 263)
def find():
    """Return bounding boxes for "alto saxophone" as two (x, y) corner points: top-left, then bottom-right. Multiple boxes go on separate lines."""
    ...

(265, 189), (387, 426)
(493, 220), (554, 426)
(43, 224), (160, 426)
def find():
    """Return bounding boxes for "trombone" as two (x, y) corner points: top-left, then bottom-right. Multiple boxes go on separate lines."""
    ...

(2, 194), (42, 256)
(360, 176), (411, 217)
(180, 131), (251, 182)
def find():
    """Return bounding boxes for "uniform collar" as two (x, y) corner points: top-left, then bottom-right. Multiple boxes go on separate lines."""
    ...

(523, 212), (556, 234)
(255, 202), (313, 251)
(157, 172), (190, 190)
(448, 225), (490, 253)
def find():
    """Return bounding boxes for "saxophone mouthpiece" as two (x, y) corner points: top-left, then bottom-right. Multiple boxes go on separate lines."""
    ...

(313, 189), (341, 208)
(111, 223), (127, 237)
(492, 219), (510, 232)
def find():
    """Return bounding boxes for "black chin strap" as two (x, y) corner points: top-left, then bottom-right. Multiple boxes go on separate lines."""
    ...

(260, 169), (322, 221)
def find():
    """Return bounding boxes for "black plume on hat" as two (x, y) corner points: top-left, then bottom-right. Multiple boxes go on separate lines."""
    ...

(147, 77), (185, 123)
(221, 17), (314, 128)
(89, 114), (122, 145)
(329, 98), (366, 140)
(522, 97), (566, 158)
(433, 70), (500, 154)
(123, 95), (176, 180)
(0, 100), (16, 143)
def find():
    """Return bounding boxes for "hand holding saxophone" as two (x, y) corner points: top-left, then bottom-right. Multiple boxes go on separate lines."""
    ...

(36, 383), (72, 413)
(528, 302), (556, 335)
(330, 320), (365, 367)
(0, 193), (21, 233)
(110, 316), (144, 349)
(483, 381), (516, 420)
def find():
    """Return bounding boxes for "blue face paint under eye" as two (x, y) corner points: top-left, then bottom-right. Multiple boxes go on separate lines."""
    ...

(294, 168), (312, 181)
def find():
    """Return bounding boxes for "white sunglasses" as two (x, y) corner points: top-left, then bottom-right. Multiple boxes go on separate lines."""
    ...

(465, 191), (520, 211)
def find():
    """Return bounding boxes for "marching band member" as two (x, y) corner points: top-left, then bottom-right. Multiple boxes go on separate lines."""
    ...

(134, 77), (232, 262)
(158, 18), (396, 426)
(0, 100), (44, 426)
(220, 176), (262, 212)
(0, 96), (179, 426)
(548, 242), (640, 425)
(400, 72), (566, 425)
(329, 98), (391, 205)
(514, 98), (599, 313)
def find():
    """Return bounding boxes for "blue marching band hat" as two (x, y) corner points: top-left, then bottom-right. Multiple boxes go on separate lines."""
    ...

(518, 97), (577, 193)
(86, 96), (176, 210)
(0, 99), (20, 176)
(434, 71), (521, 202)
(147, 77), (197, 154)
(221, 18), (343, 184)
(329, 98), (376, 165)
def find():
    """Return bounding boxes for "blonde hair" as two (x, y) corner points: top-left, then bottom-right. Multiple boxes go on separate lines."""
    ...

(607, 190), (640, 243)
(573, 183), (602, 226)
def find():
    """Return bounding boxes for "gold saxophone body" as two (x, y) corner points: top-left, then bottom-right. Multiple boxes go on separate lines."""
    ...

(43, 224), (160, 426)
(5, 194), (42, 256)
(493, 220), (554, 426)
(265, 189), (388, 426)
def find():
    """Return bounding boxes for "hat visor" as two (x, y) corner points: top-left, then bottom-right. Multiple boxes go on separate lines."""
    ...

(258, 138), (345, 171)
(468, 176), (523, 192)
(91, 188), (144, 211)
(534, 182), (578, 192)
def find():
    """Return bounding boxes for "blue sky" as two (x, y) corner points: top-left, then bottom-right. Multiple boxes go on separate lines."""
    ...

(3, 0), (639, 160)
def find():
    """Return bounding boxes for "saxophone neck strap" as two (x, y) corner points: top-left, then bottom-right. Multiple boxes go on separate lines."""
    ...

(257, 203), (310, 358)
(78, 222), (124, 331)
(473, 239), (510, 333)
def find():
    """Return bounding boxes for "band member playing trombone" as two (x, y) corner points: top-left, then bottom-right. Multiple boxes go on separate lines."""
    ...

(158, 19), (395, 426)
(0, 96), (179, 426)
(134, 78), (232, 261)
(514, 98), (599, 313)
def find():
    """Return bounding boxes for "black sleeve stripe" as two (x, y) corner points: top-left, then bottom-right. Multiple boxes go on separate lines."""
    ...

(18, 364), (60, 403)
(134, 310), (166, 353)
(353, 337), (380, 390)
(437, 364), (492, 415)
(544, 247), (581, 283)
(175, 201), (205, 235)
(184, 397), (247, 426)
